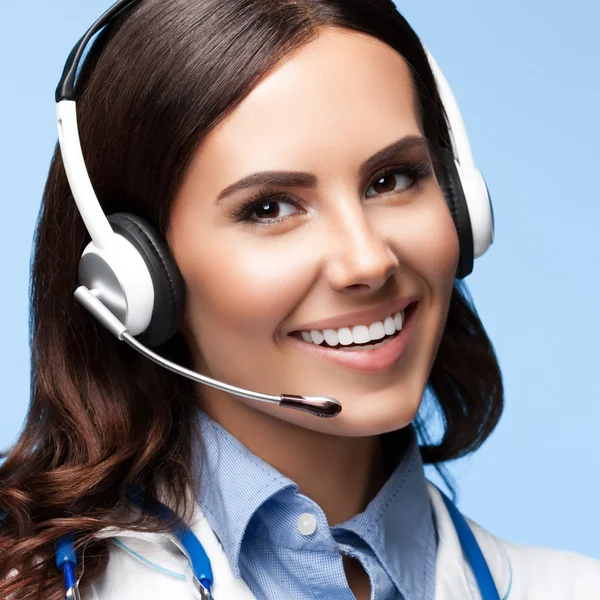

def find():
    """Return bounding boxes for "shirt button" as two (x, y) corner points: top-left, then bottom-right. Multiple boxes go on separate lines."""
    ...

(297, 513), (317, 535)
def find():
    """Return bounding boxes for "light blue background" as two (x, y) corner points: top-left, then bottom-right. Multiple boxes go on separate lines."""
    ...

(1, 0), (599, 560)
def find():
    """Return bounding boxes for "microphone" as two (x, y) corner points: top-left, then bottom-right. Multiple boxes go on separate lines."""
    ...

(73, 286), (342, 418)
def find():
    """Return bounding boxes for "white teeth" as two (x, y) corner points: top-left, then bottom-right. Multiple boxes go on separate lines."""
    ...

(351, 325), (370, 344)
(310, 330), (324, 345)
(323, 329), (339, 346)
(337, 327), (353, 346)
(394, 311), (404, 329)
(297, 309), (406, 347)
(369, 321), (385, 340)
(383, 316), (396, 336)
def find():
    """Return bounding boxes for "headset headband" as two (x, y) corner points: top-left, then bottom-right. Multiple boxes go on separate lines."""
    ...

(56, 0), (140, 102)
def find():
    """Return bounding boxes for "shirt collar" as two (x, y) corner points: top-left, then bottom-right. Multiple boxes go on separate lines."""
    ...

(192, 409), (297, 575)
(192, 407), (435, 589)
(332, 427), (437, 598)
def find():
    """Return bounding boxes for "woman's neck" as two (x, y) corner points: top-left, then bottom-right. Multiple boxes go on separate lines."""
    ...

(197, 391), (390, 526)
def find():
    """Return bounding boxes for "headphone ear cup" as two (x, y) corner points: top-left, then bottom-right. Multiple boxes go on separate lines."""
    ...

(107, 212), (185, 347)
(440, 150), (475, 279)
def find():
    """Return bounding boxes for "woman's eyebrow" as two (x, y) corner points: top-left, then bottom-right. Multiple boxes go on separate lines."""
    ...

(214, 135), (429, 204)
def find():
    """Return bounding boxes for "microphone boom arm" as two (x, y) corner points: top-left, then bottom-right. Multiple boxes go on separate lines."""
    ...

(73, 286), (341, 418)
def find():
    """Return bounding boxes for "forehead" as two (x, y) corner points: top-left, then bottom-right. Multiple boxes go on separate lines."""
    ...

(192, 27), (421, 181)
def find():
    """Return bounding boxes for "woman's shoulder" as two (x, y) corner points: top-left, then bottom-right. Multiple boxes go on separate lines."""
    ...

(469, 518), (600, 599)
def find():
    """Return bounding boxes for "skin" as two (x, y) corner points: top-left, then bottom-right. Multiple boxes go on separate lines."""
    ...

(167, 27), (459, 597)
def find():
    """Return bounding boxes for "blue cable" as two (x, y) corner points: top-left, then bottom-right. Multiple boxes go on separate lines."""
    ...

(126, 485), (213, 592)
(112, 538), (187, 580)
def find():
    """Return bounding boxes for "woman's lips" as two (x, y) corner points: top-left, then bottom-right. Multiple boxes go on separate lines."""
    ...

(287, 303), (418, 373)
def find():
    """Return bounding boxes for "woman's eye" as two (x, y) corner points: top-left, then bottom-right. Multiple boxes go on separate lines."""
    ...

(252, 199), (299, 220)
(231, 189), (304, 225)
(365, 170), (414, 199)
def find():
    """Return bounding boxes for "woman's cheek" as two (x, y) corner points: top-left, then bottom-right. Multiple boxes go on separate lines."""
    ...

(396, 198), (460, 286)
(180, 230), (317, 339)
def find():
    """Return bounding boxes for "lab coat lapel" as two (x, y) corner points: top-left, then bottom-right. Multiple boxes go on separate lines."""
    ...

(427, 482), (510, 600)
(189, 509), (256, 599)
(428, 482), (478, 599)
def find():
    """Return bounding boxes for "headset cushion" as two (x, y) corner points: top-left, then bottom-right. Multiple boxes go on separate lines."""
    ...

(107, 212), (185, 347)
(440, 150), (474, 279)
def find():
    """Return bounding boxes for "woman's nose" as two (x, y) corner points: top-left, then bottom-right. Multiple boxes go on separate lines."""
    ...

(324, 209), (400, 294)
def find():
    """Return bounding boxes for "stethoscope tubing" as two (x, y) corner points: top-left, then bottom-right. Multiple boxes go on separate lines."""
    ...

(56, 486), (214, 600)
(439, 489), (501, 600)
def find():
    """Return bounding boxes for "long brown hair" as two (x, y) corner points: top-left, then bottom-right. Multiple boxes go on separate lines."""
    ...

(0, 0), (503, 597)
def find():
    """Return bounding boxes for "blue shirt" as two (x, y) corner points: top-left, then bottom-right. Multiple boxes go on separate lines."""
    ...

(192, 409), (437, 600)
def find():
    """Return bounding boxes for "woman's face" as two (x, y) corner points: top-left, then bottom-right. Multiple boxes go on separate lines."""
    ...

(168, 27), (459, 436)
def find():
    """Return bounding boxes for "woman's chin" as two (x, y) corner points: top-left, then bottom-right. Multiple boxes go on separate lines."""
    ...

(330, 395), (421, 436)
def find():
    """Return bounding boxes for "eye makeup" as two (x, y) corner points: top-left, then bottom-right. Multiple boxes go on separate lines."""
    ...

(229, 158), (434, 227)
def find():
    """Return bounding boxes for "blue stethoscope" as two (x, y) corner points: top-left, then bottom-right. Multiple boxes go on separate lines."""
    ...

(56, 486), (213, 599)
(56, 486), (501, 600)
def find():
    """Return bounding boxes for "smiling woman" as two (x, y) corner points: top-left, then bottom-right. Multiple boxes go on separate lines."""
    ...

(0, 0), (598, 599)
(167, 28), (468, 442)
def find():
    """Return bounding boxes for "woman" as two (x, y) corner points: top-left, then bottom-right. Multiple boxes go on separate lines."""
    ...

(1, 0), (598, 598)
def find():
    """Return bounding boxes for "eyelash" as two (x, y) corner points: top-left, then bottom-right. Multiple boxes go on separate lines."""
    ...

(230, 161), (433, 226)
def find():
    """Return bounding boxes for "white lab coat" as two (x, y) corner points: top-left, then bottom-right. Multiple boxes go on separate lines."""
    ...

(85, 483), (600, 599)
